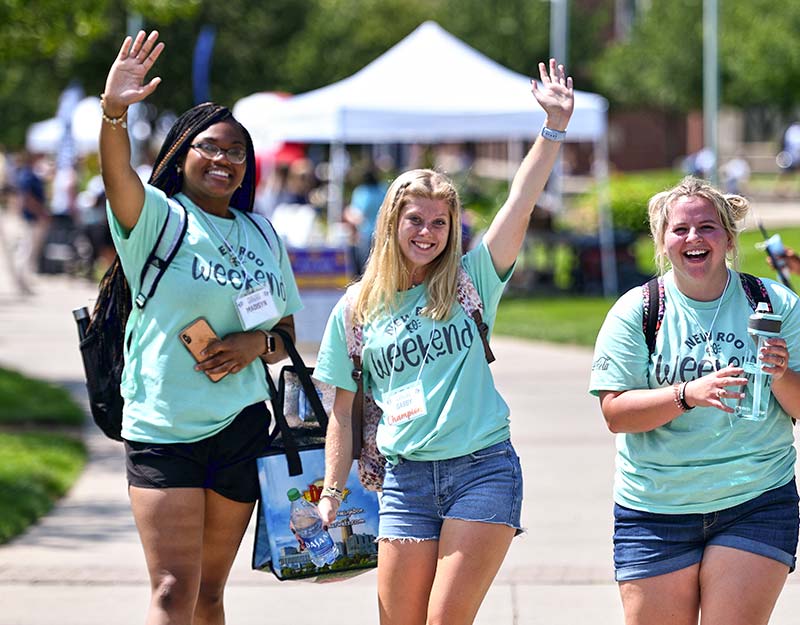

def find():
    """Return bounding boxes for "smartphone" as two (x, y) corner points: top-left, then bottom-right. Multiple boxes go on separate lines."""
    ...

(178, 317), (228, 382)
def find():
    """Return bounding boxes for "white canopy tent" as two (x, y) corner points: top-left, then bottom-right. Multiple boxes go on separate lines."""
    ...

(26, 96), (103, 157)
(241, 21), (617, 294)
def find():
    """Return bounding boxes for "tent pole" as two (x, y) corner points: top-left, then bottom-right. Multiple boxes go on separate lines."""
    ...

(507, 139), (524, 187)
(328, 141), (347, 239)
(596, 133), (617, 297)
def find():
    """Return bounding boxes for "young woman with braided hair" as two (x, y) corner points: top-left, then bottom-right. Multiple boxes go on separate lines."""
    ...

(313, 59), (574, 624)
(100, 31), (301, 624)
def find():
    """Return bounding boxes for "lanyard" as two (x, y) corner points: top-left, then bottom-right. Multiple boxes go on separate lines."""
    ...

(196, 208), (260, 286)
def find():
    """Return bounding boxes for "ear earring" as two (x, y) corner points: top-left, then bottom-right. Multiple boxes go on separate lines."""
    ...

(176, 165), (182, 174)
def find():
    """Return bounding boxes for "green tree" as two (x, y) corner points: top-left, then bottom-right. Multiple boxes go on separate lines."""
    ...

(593, 0), (800, 112)
(0, 0), (609, 148)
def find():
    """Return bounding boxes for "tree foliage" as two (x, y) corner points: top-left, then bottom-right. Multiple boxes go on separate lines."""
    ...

(593, 0), (800, 112)
(0, 0), (609, 148)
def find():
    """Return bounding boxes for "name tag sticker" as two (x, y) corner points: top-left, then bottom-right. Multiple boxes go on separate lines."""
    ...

(235, 286), (279, 330)
(384, 381), (427, 426)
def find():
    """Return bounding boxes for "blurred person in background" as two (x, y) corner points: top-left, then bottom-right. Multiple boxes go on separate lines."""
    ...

(11, 151), (50, 292)
(343, 163), (388, 275)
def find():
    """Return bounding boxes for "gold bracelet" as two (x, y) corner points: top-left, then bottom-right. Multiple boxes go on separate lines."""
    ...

(100, 94), (128, 129)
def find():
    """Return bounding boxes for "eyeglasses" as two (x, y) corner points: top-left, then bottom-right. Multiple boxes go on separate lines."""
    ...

(190, 142), (247, 165)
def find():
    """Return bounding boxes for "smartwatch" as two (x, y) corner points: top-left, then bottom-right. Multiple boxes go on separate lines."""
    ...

(260, 330), (276, 355)
(540, 126), (567, 142)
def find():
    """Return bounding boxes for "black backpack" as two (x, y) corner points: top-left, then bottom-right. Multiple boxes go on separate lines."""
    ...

(642, 272), (773, 357)
(74, 199), (277, 441)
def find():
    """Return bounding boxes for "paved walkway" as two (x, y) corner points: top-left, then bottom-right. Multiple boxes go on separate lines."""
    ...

(1, 210), (800, 623)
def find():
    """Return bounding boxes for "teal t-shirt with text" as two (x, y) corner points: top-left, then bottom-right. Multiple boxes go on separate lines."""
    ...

(314, 242), (511, 462)
(108, 185), (302, 443)
(589, 270), (798, 514)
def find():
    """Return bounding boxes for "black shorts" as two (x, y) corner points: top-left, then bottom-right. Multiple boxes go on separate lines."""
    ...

(125, 402), (271, 503)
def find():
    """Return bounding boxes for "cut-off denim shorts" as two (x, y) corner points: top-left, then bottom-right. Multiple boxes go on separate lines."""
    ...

(613, 478), (799, 582)
(377, 439), (524, 541)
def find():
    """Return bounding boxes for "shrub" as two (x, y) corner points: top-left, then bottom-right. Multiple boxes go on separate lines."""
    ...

(575, 170), (685, 235)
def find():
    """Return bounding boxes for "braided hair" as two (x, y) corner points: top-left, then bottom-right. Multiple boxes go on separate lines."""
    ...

(149, 102), (257, 212)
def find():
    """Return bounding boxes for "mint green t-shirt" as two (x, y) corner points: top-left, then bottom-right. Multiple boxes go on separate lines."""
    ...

(108, 185), (302, 443)
(589, 270), (798, 514)
(314, 242), (512, 462)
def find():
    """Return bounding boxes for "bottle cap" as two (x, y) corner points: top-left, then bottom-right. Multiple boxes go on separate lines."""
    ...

(748, 303), (782, 335)
(287, 488), (301, 501)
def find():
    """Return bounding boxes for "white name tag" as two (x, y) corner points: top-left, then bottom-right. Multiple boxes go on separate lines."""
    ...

(384, 381), (427, 426)
(235, 286), (279, 330)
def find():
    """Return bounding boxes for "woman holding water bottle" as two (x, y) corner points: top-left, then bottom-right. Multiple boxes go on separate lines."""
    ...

(590, 176), (800, 625)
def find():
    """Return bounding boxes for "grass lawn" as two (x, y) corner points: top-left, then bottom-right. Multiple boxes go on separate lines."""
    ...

(0, 367), (85, 425)
(497, 226), (800, 348)
(0, 432), (86, 543)
(0, 368), (87, 544)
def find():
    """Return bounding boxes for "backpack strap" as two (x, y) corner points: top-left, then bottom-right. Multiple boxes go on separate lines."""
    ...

(456, 267), (495, 364)
(642, 273), (773, 357)
(343, 285), (365, 460)
(642, 277), (663, 357)
(135, 197), (188, 309)
(739, 272), (773, 313)
(241, 211), (278, 257)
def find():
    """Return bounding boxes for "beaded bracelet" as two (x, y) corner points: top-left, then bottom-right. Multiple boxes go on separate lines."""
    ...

(672, 383), (687, 412)
(672, 382), (693, 412)
(100, 94), (128, 129)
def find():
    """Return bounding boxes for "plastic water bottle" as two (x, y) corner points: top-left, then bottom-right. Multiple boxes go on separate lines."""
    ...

(734, 302), (782, 421)
(287, 488), (338, 567)
(298, 385), (323, 423)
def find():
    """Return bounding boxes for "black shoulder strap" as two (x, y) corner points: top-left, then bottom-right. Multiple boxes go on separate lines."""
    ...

(643, 277), (660, 357)
(739, 273), (773, 313)
(266, 327), (329, 477)
(135, 197), (188, 309)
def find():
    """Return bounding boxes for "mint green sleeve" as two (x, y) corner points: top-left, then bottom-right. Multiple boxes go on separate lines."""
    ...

(106, 185), (170, 292)
(460, 240), (514, 324)
(589, 287), (651, 396)
(312, 295), (357, 392)
(273, 231), (303, 318)
(764, 279), (800, 370)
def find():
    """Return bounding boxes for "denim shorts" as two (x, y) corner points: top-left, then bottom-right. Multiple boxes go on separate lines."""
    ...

(377, 439), (524, 541)
(613, 478), (800, 582)
(125, 401), (271, 503)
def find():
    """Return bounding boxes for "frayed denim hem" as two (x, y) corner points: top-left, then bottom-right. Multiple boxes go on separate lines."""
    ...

(377, 535), (438, 543)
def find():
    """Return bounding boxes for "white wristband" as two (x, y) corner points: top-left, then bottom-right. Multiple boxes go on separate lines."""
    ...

(541, 126), (566, 142)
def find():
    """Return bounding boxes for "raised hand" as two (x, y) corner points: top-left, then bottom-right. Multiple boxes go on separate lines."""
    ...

(531, 58), (574, 131)
(103, 30), (165, 115)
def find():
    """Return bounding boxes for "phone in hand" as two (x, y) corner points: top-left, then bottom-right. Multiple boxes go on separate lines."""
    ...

(178, 317), (228, 382)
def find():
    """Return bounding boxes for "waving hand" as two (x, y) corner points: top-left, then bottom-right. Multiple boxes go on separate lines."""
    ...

(102, 30), (165, 115)
(531, 58), (574, 131)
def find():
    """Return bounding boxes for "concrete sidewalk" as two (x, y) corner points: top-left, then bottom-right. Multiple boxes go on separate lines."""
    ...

(0, 268), (799, 624)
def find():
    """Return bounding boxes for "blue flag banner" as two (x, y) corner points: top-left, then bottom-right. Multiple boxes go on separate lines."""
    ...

(192, 26), (216, 104)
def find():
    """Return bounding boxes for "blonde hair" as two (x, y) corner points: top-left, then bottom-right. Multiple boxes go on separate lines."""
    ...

(353, 169), (463, 324)
(648, 176), (749, 275)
